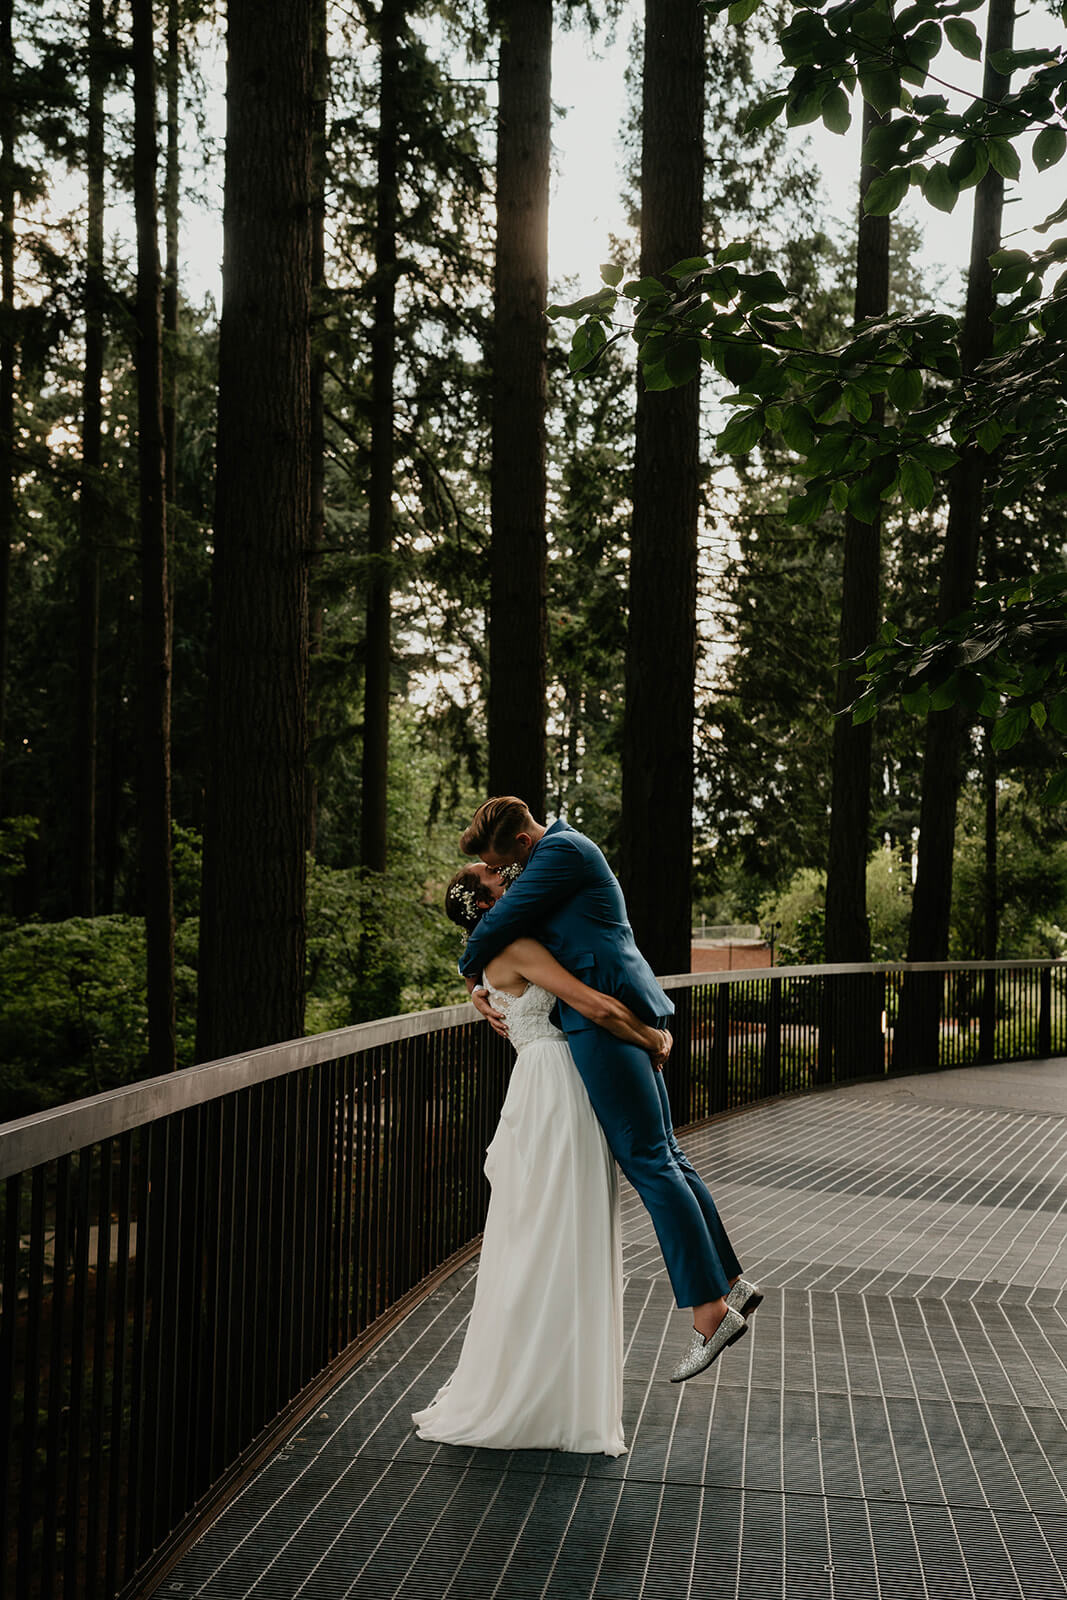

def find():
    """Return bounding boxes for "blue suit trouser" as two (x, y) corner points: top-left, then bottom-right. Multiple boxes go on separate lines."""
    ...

(564, 1025), (741, 1308)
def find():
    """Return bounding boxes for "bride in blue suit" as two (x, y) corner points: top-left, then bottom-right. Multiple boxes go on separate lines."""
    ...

(458, 796), (760, 1385)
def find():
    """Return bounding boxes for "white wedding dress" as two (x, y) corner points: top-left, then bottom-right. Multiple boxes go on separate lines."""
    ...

(411, 981), (626, 1456)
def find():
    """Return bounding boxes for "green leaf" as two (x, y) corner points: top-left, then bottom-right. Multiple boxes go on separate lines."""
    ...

(624, 275), (668, 299)
(991, 705), (1030, 750)
(899, 457), (935, 510)
(864, 167), (910, 216)
(944, 17), (982, 59)
(780, 403), (815, 454)
(1049, 693), (1067, 736)
(663, 339), (702, 386)
(821, 87), (852, 135)
(948, 139), (988, 190)
(922, 162), (959, 214)
(723, 340), (763, 386)
(728, 0), (763, 22)
(786, 87), (825, 128)
(718, 408), (764, 454)
(847, 469), (888, 524)
(859, 65), (901, 116)
(842, 383), (872, 423)
(600, 262), (623, 288)
(787, 483), (831, 525)
(667, 256), (711, 279)
(1033, 126), (1067, 173)
(641, 362), (674, 392)
(976, 416), (1004, 453)
(1040, 768), (1067, 806)
(987, 137), (1021, 182)
(901, 687), (930, 715)
(715, 241), (752, 266)
(1031, 701), (1048, 730)
(888, 365), (924, 411)
(745, 94), (788, 134)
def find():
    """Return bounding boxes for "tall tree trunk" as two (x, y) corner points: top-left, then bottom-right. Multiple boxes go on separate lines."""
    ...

(306, 0), (327, 858)
(197, 0), (313, 1062)
(0, 0), (13, 812)
(360, 0), (401, 876)
(620, 0), (703, 975)
(824, 101), (890, 966)
(487, 0), (550, 816)
(132, 0), (176, 1072)
(74, 0), (106, 914)
(163, 0), (179, 508)
(896, 0), (1014, 1067)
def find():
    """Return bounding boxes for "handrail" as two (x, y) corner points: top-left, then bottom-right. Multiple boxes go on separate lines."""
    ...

(4, 959), (1062, 1179)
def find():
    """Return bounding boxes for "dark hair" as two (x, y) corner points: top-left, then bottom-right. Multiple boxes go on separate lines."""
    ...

(460, 796), (534, 858)
(444, 867), (488, 933)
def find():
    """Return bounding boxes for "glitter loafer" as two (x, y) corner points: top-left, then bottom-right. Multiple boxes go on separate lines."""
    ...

(669, 1305), (747, 1383)
(726, 1276), (763, 1318)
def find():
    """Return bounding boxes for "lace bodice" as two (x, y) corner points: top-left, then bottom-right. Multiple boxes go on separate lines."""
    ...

(485, 981), (566, 1051)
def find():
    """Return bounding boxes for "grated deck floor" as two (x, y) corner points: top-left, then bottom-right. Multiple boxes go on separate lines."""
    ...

(161, 1060), (1067, 1600)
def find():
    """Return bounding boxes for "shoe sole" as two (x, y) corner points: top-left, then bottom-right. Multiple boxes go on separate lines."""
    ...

(669, 1317), (748, 1383)
(739, 1290), (764, 1317)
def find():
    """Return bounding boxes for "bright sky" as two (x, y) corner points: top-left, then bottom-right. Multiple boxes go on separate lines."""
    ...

(179, 4), (1062, 313)
(547, 1), (1062, 304)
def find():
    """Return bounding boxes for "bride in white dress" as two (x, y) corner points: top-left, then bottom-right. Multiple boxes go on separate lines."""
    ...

(411, 866), (672, 1457)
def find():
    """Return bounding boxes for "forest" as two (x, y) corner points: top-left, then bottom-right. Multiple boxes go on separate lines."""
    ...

(1, 0), (1065, 1118)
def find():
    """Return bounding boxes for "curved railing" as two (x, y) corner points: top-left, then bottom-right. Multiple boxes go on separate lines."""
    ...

(2, 958), (1064, 1599)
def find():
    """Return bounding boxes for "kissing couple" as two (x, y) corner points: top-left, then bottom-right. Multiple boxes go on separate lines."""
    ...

(412, 797), (760, 1457)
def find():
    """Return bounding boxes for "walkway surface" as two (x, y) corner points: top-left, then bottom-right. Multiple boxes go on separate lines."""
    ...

(163, 1060), (1067, 1600)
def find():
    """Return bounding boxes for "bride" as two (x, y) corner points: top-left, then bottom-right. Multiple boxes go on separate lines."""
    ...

(411, 863), (672, 1457)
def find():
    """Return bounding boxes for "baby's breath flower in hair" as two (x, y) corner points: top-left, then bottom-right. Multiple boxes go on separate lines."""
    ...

(448, 881), (479, 924)
(497, 863), (524, 886)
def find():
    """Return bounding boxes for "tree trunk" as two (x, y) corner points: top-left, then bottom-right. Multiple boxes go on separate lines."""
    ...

(620, 0), (704, 975)
(0, 0), (13, 812)
(306, 0), (327, 859)
(824, 101), (890, 965)
(360, 0), (401, 876)
(197, 0), (313, 1062)
(895, 0), (1013, 1067)
(74, 0), (106, 914)
(487, 0), (550, 816)
(132, 0), (176, 1072)
(163, 0), (179, 508)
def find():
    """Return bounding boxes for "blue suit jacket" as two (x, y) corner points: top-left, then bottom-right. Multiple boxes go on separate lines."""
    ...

(459, 819), (673, 1031)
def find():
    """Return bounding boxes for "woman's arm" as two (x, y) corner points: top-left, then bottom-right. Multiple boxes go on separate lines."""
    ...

(496, 938), (671, 1060)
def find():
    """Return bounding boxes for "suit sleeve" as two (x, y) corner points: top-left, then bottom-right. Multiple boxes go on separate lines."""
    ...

(458, 836), (586, 977)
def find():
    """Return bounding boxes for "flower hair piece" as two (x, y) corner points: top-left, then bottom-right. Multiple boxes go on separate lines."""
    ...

(497, 863), (524, 886)
(448, 882), (479, 924)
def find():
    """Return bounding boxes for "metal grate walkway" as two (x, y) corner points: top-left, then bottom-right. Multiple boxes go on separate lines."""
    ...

(161, 1060), (1067, 1599)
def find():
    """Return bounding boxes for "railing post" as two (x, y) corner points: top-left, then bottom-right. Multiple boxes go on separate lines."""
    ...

(764, 977), (782, 1099)
(711, 983), (730, 1111)
(1039, 965), (1052, 1058)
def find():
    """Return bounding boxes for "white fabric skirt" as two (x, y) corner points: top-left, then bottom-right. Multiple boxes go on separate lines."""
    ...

(412, 1034), (625, 1456)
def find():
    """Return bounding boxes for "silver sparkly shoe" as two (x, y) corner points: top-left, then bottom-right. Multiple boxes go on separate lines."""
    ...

(669, 1305), (747, 1383)
(726, 1276), (763, 1318)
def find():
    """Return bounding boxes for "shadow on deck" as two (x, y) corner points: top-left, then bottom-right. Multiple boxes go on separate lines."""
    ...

(164, 1060), (1066, 1600)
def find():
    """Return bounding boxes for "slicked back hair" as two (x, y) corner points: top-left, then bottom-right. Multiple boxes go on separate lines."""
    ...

(460, 796), (535, 858)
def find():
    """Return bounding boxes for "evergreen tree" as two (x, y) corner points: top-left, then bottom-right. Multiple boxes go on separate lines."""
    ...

(197, 0), (315, 1060)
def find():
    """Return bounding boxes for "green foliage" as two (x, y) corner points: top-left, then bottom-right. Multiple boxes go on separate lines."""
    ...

(0, 916), (198, 1122)
(759, 868), (826, 964)
(552, 4), (1067, 523)
(950, 782), (1067, 958)
(852, 573), (1067, 802)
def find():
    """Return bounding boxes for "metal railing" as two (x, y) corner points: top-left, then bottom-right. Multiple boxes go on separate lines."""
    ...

(2, 959), (1064, 1599)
